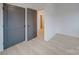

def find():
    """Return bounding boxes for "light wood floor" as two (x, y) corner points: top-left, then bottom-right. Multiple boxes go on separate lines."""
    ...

(0, 32), (79, 55)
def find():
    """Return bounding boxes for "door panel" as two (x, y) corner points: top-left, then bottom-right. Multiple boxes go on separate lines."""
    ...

(3, 4), (25, 49)
(27, 8), (37, 41)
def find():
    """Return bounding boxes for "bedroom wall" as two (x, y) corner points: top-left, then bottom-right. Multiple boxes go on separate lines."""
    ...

(55, 3), (79, 37)
(44, 4), (61, 41)
(44, 3), (79, 41)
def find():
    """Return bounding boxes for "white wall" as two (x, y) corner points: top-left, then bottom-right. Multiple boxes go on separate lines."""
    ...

(44, 3), (79, 41)
(55, 3), (79, 37)
(44, 4), (61, 41)
(0, 3), (3, 52)
(25, 8), (28, 41)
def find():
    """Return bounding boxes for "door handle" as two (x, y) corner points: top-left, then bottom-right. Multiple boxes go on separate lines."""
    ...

(24, 25), (25, 27)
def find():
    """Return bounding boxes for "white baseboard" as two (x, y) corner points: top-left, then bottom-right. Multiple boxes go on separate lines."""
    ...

(57, 32), (79, 38)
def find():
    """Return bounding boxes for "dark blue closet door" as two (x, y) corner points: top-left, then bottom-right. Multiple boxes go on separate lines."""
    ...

(3, 4), (25, 49)
(27, 8), (37, 41)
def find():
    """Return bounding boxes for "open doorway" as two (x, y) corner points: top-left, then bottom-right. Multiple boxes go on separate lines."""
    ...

(40, 15), (44, 31)
(39, 15), (44, 33)
(37, 10), (44, 40)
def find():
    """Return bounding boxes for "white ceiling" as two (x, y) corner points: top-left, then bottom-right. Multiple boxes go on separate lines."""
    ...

(9, 3), (47, 10)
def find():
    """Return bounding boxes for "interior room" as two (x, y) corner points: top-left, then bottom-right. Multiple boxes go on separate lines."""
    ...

(0, 3), (79, 55)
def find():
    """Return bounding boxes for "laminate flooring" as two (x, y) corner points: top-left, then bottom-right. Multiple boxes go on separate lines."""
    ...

(0, 31), (79, 55)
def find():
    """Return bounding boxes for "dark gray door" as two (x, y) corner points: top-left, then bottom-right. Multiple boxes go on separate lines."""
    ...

(27, 8), (37, 41)
(3, 4), (25, 49)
